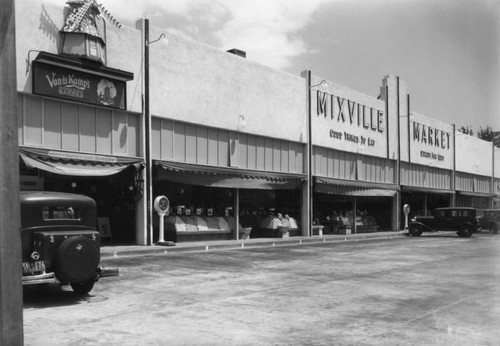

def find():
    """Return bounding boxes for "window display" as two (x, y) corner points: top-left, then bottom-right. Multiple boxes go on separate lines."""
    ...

(153, 181), (302, 241)
(313, 193), (392, 234)
(320, 210), (379, 234)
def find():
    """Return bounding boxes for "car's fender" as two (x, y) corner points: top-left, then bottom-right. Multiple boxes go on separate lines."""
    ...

(409, 221), (435, 232)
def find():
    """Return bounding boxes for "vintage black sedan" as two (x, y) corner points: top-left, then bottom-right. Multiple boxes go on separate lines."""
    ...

(409, 207), (478, 238)
(21, 191), (101, 294)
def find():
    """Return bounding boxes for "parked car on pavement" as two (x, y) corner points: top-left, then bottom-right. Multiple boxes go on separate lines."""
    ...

(476, 209), (500, 234)
(409, 207), (478, 237)
(21, 191), (101, 294)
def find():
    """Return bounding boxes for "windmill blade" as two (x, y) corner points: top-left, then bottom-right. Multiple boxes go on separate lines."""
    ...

(67, 1), (92, 32)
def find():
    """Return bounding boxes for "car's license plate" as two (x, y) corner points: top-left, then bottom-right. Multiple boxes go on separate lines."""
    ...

(22, 261), (46, 274)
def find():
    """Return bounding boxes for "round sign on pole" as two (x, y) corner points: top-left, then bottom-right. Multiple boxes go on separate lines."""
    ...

(154, 195), (171, 245)
(403, 204), (410, 231)
(403, 204), (410, 216)
(154, 195), (169, 215)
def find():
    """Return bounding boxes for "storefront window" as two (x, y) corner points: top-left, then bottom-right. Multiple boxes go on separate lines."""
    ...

(239, 189), (301, 238)
(154, 181), (302, 240)
(313, 193), (391, 234)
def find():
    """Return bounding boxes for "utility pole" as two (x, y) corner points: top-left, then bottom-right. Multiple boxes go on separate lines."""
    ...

(142, 18), (153, 245)
(0, 0), (24, 344)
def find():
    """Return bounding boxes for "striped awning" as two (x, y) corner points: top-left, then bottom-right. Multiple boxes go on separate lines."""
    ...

(456, 190), (493, 198)
(20, 147), (143, 176)
(401, 185), (455, 195)
(314, 177), (398, 197)
(155, 161), (306, 190)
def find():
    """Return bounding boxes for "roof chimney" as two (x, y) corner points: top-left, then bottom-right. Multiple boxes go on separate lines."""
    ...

(227, 49), (246, 58)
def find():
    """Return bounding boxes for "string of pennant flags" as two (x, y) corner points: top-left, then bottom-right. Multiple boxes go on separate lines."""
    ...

(96, 1), (122, 29)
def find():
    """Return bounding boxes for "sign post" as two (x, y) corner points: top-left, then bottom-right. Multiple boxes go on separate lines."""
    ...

(403, 204), (411, 231)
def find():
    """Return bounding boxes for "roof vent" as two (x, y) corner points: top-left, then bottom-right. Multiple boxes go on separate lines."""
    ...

(227, 49), (246, 58)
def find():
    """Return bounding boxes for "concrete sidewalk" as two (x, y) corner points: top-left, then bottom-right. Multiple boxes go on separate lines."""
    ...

(100, 230), (408, 258)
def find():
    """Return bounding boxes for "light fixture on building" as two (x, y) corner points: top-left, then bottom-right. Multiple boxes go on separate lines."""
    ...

(310, 80), (328, 90)
(148, 33), (166, 45)
(237, 115), (247, 131)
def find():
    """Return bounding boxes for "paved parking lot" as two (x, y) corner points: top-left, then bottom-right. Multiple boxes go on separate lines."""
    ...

(23, 233), (500, 345)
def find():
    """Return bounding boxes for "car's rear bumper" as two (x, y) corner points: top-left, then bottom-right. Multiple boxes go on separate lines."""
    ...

(22, 272), (57, 285)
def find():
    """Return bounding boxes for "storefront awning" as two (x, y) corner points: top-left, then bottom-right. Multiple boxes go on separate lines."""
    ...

(456, 190), (493, 198)
(314, 177), (398, 196)
(155, 161), (306, 190)
(20, 147), (144, 176)
(401, 185), (455, 195)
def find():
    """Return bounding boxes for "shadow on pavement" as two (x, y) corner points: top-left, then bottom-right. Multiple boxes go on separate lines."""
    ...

(23, 284), (108, 309)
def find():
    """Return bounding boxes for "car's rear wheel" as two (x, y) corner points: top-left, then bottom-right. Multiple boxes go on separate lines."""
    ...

(70, 278), (95, 295)
(458, 224), (473, 237)
(409, 225), (422, 236)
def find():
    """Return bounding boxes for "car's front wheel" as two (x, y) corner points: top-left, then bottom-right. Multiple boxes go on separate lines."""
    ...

(70, 278), (96, 295)
(457, 224), (473, 237)
(409, 225), (422, 236)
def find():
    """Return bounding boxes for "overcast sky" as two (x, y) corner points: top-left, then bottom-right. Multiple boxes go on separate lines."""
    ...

(97, 0), (499, 132)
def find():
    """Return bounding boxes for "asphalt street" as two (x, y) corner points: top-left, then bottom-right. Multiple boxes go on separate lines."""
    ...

(23, 232), (500, 345)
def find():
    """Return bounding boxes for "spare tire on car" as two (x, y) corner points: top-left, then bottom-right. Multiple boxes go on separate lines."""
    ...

(54, 235), (100, 292)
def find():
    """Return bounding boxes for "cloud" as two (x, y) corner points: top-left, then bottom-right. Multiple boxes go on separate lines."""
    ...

(98, 0), (334, 70)
(209, 0), (334, 69)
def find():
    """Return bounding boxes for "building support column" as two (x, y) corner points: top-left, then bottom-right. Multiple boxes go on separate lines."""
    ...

(135, 168), (147, 245)
(300, 181), (309, 236)
(303, 70), (313, 237)
(383, 76), (402, 232)
(353, 197), (357, 234)
(451, 124), (456, 207)
(393, 192), (401, 231)
(491, 140), (495, 209)
(395, 77), (401, 231)
(234, 189), (240, 240)
(424, 194), (428, 216)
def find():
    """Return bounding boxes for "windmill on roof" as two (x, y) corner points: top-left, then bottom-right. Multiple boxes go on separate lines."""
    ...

(59, 0), (121, 65)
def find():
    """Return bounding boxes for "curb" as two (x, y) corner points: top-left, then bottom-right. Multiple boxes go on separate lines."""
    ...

(101, 231), (408, 259)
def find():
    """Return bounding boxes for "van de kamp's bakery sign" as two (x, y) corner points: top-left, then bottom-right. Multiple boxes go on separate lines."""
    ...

(33, 62), (126, 110)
